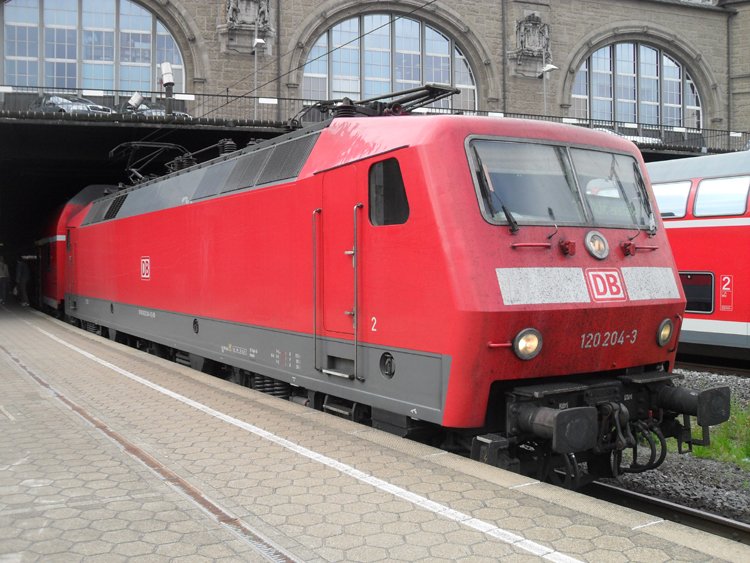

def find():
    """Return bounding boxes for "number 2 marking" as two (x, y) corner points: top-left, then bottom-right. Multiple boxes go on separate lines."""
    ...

(371, 316), (377, 332)
(722, 276), (731, 292)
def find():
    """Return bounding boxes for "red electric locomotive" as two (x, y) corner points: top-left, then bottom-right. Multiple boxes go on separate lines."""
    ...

(55, 89), (729, 486)
(648, 151), (750, 361)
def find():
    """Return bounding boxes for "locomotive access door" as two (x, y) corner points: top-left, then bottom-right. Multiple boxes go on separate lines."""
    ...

(321, 166), (364, 337)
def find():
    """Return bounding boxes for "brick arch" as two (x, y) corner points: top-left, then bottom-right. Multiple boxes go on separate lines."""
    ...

(284, 0), (499, 106)
(131, 0), (209, 90)
(557, 25), (721, 123)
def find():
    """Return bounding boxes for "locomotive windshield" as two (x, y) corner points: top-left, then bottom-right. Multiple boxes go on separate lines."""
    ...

(470, 139), (654, 230)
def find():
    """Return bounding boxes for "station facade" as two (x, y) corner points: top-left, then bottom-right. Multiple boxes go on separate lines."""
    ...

(1, 0), (750, 132)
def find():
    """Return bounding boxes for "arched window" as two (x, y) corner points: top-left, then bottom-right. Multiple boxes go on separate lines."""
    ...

(572, 42), (701, 129)
(2, 0), (184, 91)
(303, 14), (477, 110)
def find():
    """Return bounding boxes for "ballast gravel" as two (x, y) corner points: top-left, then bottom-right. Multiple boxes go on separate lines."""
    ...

(609, 369), (750, 524)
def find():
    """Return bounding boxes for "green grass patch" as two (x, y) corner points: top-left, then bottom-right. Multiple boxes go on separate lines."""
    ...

(691, 401), (750, 472)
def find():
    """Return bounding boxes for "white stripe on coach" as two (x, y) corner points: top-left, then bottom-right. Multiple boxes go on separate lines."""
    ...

(664, 217), (750, 229)
(35, 234), (66, 245)
(683, 318), (749, 336)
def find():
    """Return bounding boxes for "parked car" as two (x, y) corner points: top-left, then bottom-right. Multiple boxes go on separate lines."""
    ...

(28, 94), (114, 115)
(117, 93), (191, 119)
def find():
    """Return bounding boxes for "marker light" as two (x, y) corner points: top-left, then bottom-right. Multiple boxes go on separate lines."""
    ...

(657, 318), (674, 347)
(514, 328), (543, 360)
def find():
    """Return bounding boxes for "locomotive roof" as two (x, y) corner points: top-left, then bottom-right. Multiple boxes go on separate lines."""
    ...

(79, 114), (641, 227)
(647, 151), (750, 183)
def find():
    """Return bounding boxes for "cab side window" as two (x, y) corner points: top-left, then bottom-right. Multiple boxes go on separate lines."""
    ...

(369, 158), (409, 226)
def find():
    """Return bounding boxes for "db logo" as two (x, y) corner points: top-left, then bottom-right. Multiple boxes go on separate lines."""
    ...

(586, 269), (626, 302)
(140, 257), (151, 280)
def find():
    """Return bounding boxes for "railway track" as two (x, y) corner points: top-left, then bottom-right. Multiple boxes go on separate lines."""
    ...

(675, 357), (750, 378)
(584, 481), (750, 544)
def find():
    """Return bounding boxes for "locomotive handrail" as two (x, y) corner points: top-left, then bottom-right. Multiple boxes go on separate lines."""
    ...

(621, 241), (660, 255)
(312, 208), (322, 371)
(669, 314), (683, 354)
(510, 242), (552, 249)
(352, 203), (364, 382)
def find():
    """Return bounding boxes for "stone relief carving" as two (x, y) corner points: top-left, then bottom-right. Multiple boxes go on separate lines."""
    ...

(225, 0), (271, 30)
(220, 0), (273, 54)
(510, 13), (551, 64)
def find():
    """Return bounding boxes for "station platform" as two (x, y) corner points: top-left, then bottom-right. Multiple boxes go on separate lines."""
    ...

(1, 304), (748, 562)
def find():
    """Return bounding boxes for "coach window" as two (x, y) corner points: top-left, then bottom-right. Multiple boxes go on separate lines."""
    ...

(694, 176), (750, 217)
(679, 273), (713, 314)
(369, 158), (409, 226)
(652, 181), (691, 218)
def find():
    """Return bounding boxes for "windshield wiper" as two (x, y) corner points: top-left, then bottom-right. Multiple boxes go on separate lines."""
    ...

(609, 155), (652, 233)
(472, 146), (519, 233)
(632, 161), (657, 235)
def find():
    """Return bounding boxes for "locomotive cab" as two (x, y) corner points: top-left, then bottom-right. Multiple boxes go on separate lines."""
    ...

(447, 127), (731, 485)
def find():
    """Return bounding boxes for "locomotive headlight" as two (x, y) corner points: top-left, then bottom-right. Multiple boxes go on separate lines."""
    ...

(657, 318), (674, 347)
(514, 328), (543, 360)
(585, 231), (609, 260)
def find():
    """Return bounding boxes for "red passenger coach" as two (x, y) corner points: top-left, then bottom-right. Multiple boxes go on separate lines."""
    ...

(648, 152), (750, 361)
(36, 185), (115, 316)
(54, 89), (730, 486)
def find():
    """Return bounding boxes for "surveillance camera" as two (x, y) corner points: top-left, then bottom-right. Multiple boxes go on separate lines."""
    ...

(127, 92), (144, 109)
(253, 37), (266, 48)
(161, 62), (175, 87)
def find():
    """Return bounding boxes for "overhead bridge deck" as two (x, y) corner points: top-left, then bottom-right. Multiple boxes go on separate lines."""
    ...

(1, 304), (747, 562)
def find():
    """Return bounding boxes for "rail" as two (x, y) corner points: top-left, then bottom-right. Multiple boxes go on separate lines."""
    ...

(586, 480), (750, 544)
(1, 85), (749, 154)
(675, 359), (750, 379)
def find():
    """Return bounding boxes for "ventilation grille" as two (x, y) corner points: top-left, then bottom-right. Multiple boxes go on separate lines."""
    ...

(193, 162), (233, 200)
(222, 150), (270, 194)
(256, 134), (318, 186)
(104, 194), (128, 220)
(83, 199), (111, 225)
(82, 130), (322, 225)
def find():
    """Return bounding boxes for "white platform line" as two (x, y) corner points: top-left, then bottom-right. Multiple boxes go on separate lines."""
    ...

(33, 324), (585, 563)
(632, 519), (665, 530)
